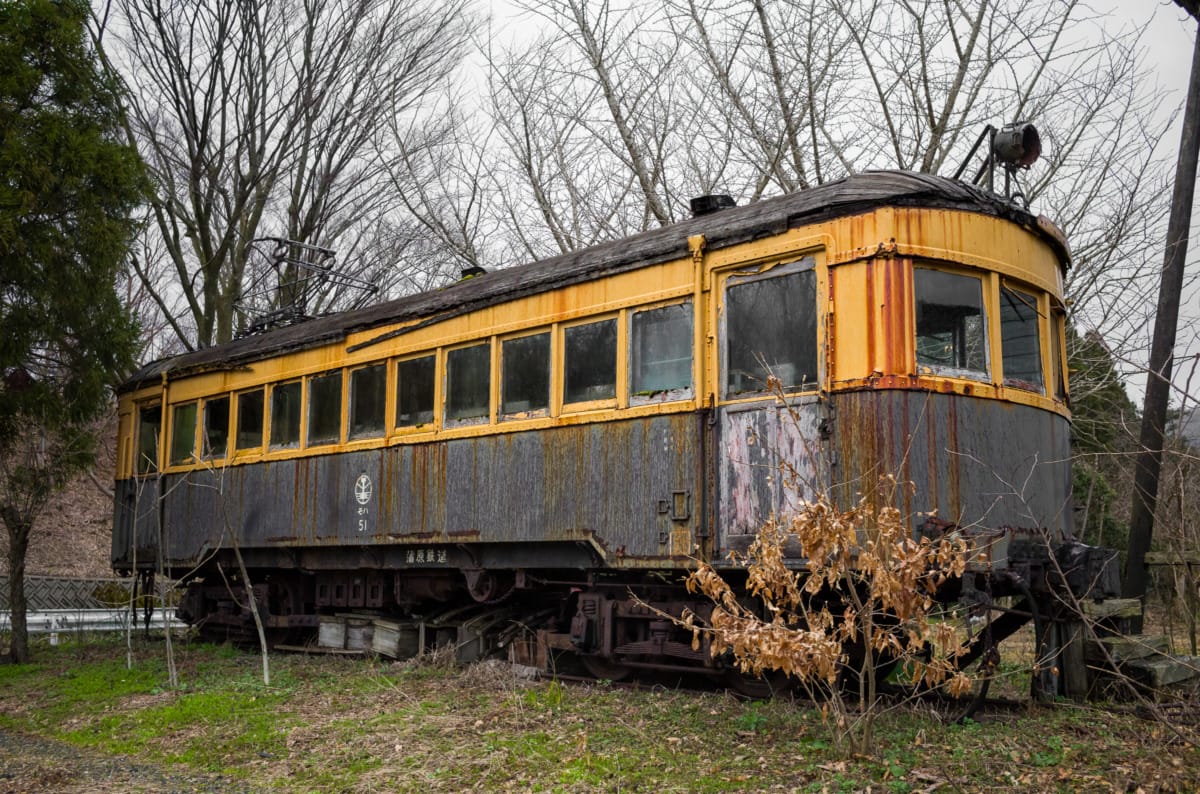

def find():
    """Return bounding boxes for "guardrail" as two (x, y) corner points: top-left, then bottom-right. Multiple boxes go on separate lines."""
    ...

(0, 608), (187, 636)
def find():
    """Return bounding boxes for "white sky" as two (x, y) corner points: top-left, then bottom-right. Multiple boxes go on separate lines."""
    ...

(1128, 1), (1196, 94)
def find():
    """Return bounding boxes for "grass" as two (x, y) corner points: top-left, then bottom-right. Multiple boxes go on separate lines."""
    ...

(0, 635), (1197, 792)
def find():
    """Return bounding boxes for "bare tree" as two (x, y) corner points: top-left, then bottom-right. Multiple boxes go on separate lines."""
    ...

(93, 0), (477, 349)
(404, 0), (1168, 331)
(492, 1), (695, 239)
(385, 109), (499, 274)
(665, 0), (853, 195)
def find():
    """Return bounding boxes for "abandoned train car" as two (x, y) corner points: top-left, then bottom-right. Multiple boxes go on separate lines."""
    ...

(111, 170), (1116, 690)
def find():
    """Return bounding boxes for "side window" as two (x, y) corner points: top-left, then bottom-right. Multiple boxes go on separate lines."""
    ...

(724, 266), (817, 396)
(349, 364), (387, 439)
(914, 267), (988, 379)
(396, 355), (436, 428)
(136, 403), (162, 474)
(999, 286), (1044, 392)
(446, 343), (490, 424)
(236, 389), (265, 451)
(1050, 309), (1068, 399)
(270, 381), (302, 449)
(501, 332), (550, 418)
(308, 371), (343, 446)
(564, 319), (617, 404)
(203, 395), (230, 458)
(631, 302), (692, 403)
(169, 402), (198, 465)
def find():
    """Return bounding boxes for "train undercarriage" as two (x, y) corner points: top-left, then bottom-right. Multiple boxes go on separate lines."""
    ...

(166, 531), (1121, 699)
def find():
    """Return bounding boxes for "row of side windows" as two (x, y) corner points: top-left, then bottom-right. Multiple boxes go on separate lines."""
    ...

(137, 263), (822, 473)
(145, 298), (717, 471)
(913, 266), (1066, 395)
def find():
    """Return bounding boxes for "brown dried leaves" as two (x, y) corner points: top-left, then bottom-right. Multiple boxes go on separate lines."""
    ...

(686, 478), (974, 695)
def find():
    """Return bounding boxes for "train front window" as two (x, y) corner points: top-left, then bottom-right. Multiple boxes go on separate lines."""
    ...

(999, 286), (1044, 392)
(203, 396), (230, 458)
(724, 266), (818, 396)
(169, 402), (197, 465)
(447, 343), (490, 423)
(308, 371), (343, 446)
(631, 302), (692, 402)
(914, 268), (988, 378)
(350, 364), (386, 439)
(136, 403), (161, 474)
(502, 332), (550, 417)
(236, 389), (264, 451)
(270, 381), (302, 449)
(397, 355), (435, 427)
(564, 319), (617, 404)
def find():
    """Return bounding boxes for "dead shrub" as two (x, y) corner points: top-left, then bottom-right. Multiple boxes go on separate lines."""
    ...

(678, 476), (976, 754)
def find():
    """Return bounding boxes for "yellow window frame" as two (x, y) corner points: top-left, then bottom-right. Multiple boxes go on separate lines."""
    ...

(628, 298), (695, 407)
(717, 256), (822, 401)
(997, 280), (1048, 395)
(499, 327), (554, 422)
(167, 400), (199, 467)
(560, 313), (625, 414)
(444, 339), (493, 428)
(392, 351), (440, 435)
(200, 393), (232, 462)
(912, 262), (994, 383)
(232, 387), (266, 458)
(267, 379), (304, 451)
(306, 368), (346, 449)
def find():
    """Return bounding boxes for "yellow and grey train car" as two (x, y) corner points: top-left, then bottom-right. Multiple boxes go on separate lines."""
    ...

(112, 171), (1116, 685)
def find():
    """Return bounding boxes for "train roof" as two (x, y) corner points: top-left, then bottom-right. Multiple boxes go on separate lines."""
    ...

(121, 170), (1066, 392)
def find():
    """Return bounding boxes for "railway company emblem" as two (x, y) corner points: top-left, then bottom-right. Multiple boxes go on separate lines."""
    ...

(354, 473), (373, 505)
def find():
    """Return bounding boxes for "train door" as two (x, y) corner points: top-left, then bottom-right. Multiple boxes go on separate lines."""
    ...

(712, 256), (829, 557)
(113, 400), (164, 570)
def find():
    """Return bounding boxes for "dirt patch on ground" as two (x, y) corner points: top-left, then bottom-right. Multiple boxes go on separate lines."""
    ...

(0, 727), (247, 794)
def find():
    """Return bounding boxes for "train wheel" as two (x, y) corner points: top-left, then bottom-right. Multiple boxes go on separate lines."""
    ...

(580, 654), (634, 682)
(723, 668), (791, 699)
(464, 569), (514, 603)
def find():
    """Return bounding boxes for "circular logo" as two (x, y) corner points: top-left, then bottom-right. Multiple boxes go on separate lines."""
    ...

(354, 473), (373, 505)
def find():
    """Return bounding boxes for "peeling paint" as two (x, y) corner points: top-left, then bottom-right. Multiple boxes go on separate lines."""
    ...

(115, 414), (702, 569)
(717, 398), (824, 537)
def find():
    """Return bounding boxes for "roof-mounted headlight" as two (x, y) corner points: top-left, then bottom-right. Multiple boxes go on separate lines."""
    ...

(992, 122), (1041, 169)
(952, 121), (1043, 207)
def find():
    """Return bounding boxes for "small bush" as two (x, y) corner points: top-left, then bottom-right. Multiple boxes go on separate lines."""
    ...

(679, 477), (975, 753)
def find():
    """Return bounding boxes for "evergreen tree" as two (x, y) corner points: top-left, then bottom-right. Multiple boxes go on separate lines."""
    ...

(0, 0), (143, 663)
(1066, 328), (1139, 551)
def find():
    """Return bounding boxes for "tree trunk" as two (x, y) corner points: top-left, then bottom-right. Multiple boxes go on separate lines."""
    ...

(6, 520), (31, 663)
(1123, 22), (1200, 627)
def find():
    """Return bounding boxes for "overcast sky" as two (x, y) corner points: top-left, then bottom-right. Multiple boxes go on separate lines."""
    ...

(1123, 1), (1195, 90)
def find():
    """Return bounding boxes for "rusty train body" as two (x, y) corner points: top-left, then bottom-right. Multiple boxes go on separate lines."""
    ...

(112, 171), (1117, 691)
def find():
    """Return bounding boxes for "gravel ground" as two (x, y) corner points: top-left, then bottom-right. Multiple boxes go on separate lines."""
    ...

(0, 728), (249, 794)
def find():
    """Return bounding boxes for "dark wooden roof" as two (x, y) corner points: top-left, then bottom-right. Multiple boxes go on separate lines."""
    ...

(121, 170), (1062, 392)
